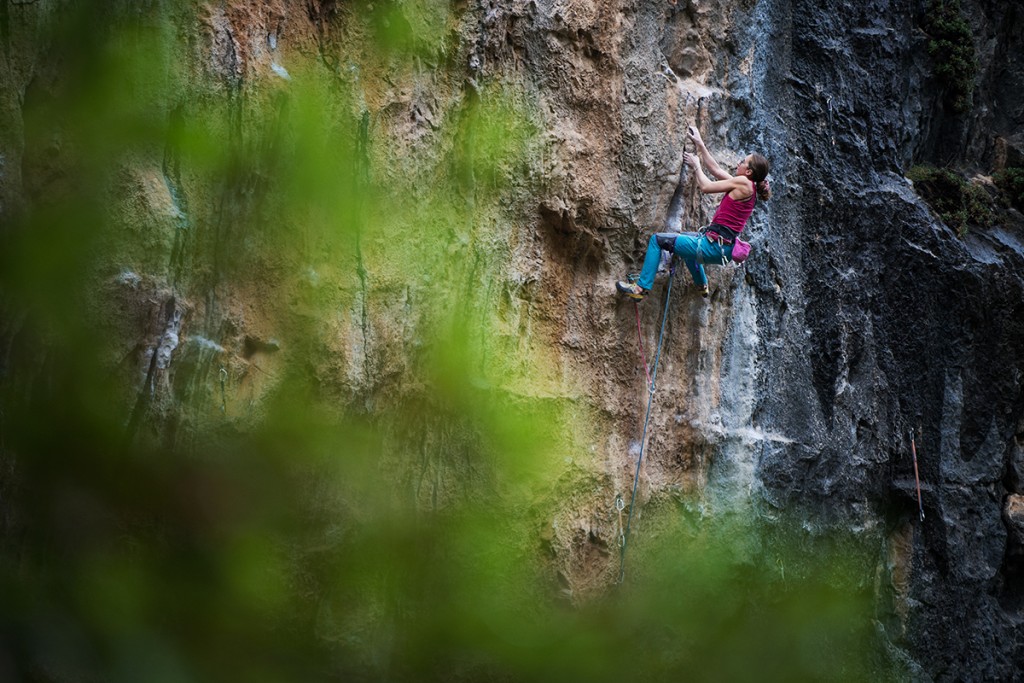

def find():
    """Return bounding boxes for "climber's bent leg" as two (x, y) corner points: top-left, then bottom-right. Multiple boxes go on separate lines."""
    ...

(636, 233), (678, 290)
(670, 233), (709, 287)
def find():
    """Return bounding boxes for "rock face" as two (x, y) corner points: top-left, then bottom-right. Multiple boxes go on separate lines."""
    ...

(753, 1), (1024, 677)
(1, 0), (1023, 679)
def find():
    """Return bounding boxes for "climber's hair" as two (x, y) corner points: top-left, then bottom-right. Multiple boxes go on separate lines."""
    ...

(748, 153), (771, 201)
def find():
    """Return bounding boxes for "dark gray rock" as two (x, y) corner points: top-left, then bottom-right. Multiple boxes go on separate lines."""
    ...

(743, 0), (1024, 678)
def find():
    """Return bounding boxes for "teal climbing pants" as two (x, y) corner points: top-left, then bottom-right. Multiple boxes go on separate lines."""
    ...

(637, 232), (732, 290)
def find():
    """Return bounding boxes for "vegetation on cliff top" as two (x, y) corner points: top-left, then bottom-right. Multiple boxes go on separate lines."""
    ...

(994, 167), (1024, 211)
(921, 0), (977, 114)
(908, 164), (994, 235)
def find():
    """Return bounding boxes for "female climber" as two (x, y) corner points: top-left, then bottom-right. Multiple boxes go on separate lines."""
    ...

(616, 125), (771, 299)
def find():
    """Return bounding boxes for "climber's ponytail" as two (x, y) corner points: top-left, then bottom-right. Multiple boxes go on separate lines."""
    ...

(748, 153), (771, 202)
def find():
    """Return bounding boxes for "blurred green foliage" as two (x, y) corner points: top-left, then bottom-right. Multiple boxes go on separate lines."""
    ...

(907, 164), (993, 235)
(0, 1), (900, 681)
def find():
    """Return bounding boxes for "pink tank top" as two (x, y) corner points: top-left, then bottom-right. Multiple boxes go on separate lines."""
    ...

(710, 179), (756, 235)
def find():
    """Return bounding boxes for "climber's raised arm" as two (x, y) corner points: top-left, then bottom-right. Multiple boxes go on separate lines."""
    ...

(686, 125), (730, 181)
(683, 152), (750, 196)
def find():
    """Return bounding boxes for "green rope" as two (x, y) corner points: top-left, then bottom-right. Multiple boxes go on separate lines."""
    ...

(618, 259), (676, 583)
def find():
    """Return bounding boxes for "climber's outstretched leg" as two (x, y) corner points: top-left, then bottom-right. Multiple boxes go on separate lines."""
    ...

(617, 232), (723, 299)
(616, 233), (676, 299)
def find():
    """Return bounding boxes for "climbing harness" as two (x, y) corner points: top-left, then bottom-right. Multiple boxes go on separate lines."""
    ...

(911, 432), (924, 521)
(699, 228), (730, 267)
(618, 259), (678, 583)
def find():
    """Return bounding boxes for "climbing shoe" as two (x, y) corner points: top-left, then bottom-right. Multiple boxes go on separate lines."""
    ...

(699, 284), (710, 299)
(616, 281), (647, 300)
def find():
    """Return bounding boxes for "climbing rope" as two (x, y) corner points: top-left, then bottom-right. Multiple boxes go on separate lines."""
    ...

(911, 431), (925, 521)
(633, 301), (652, 388)
(618, 259), (678, 583)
